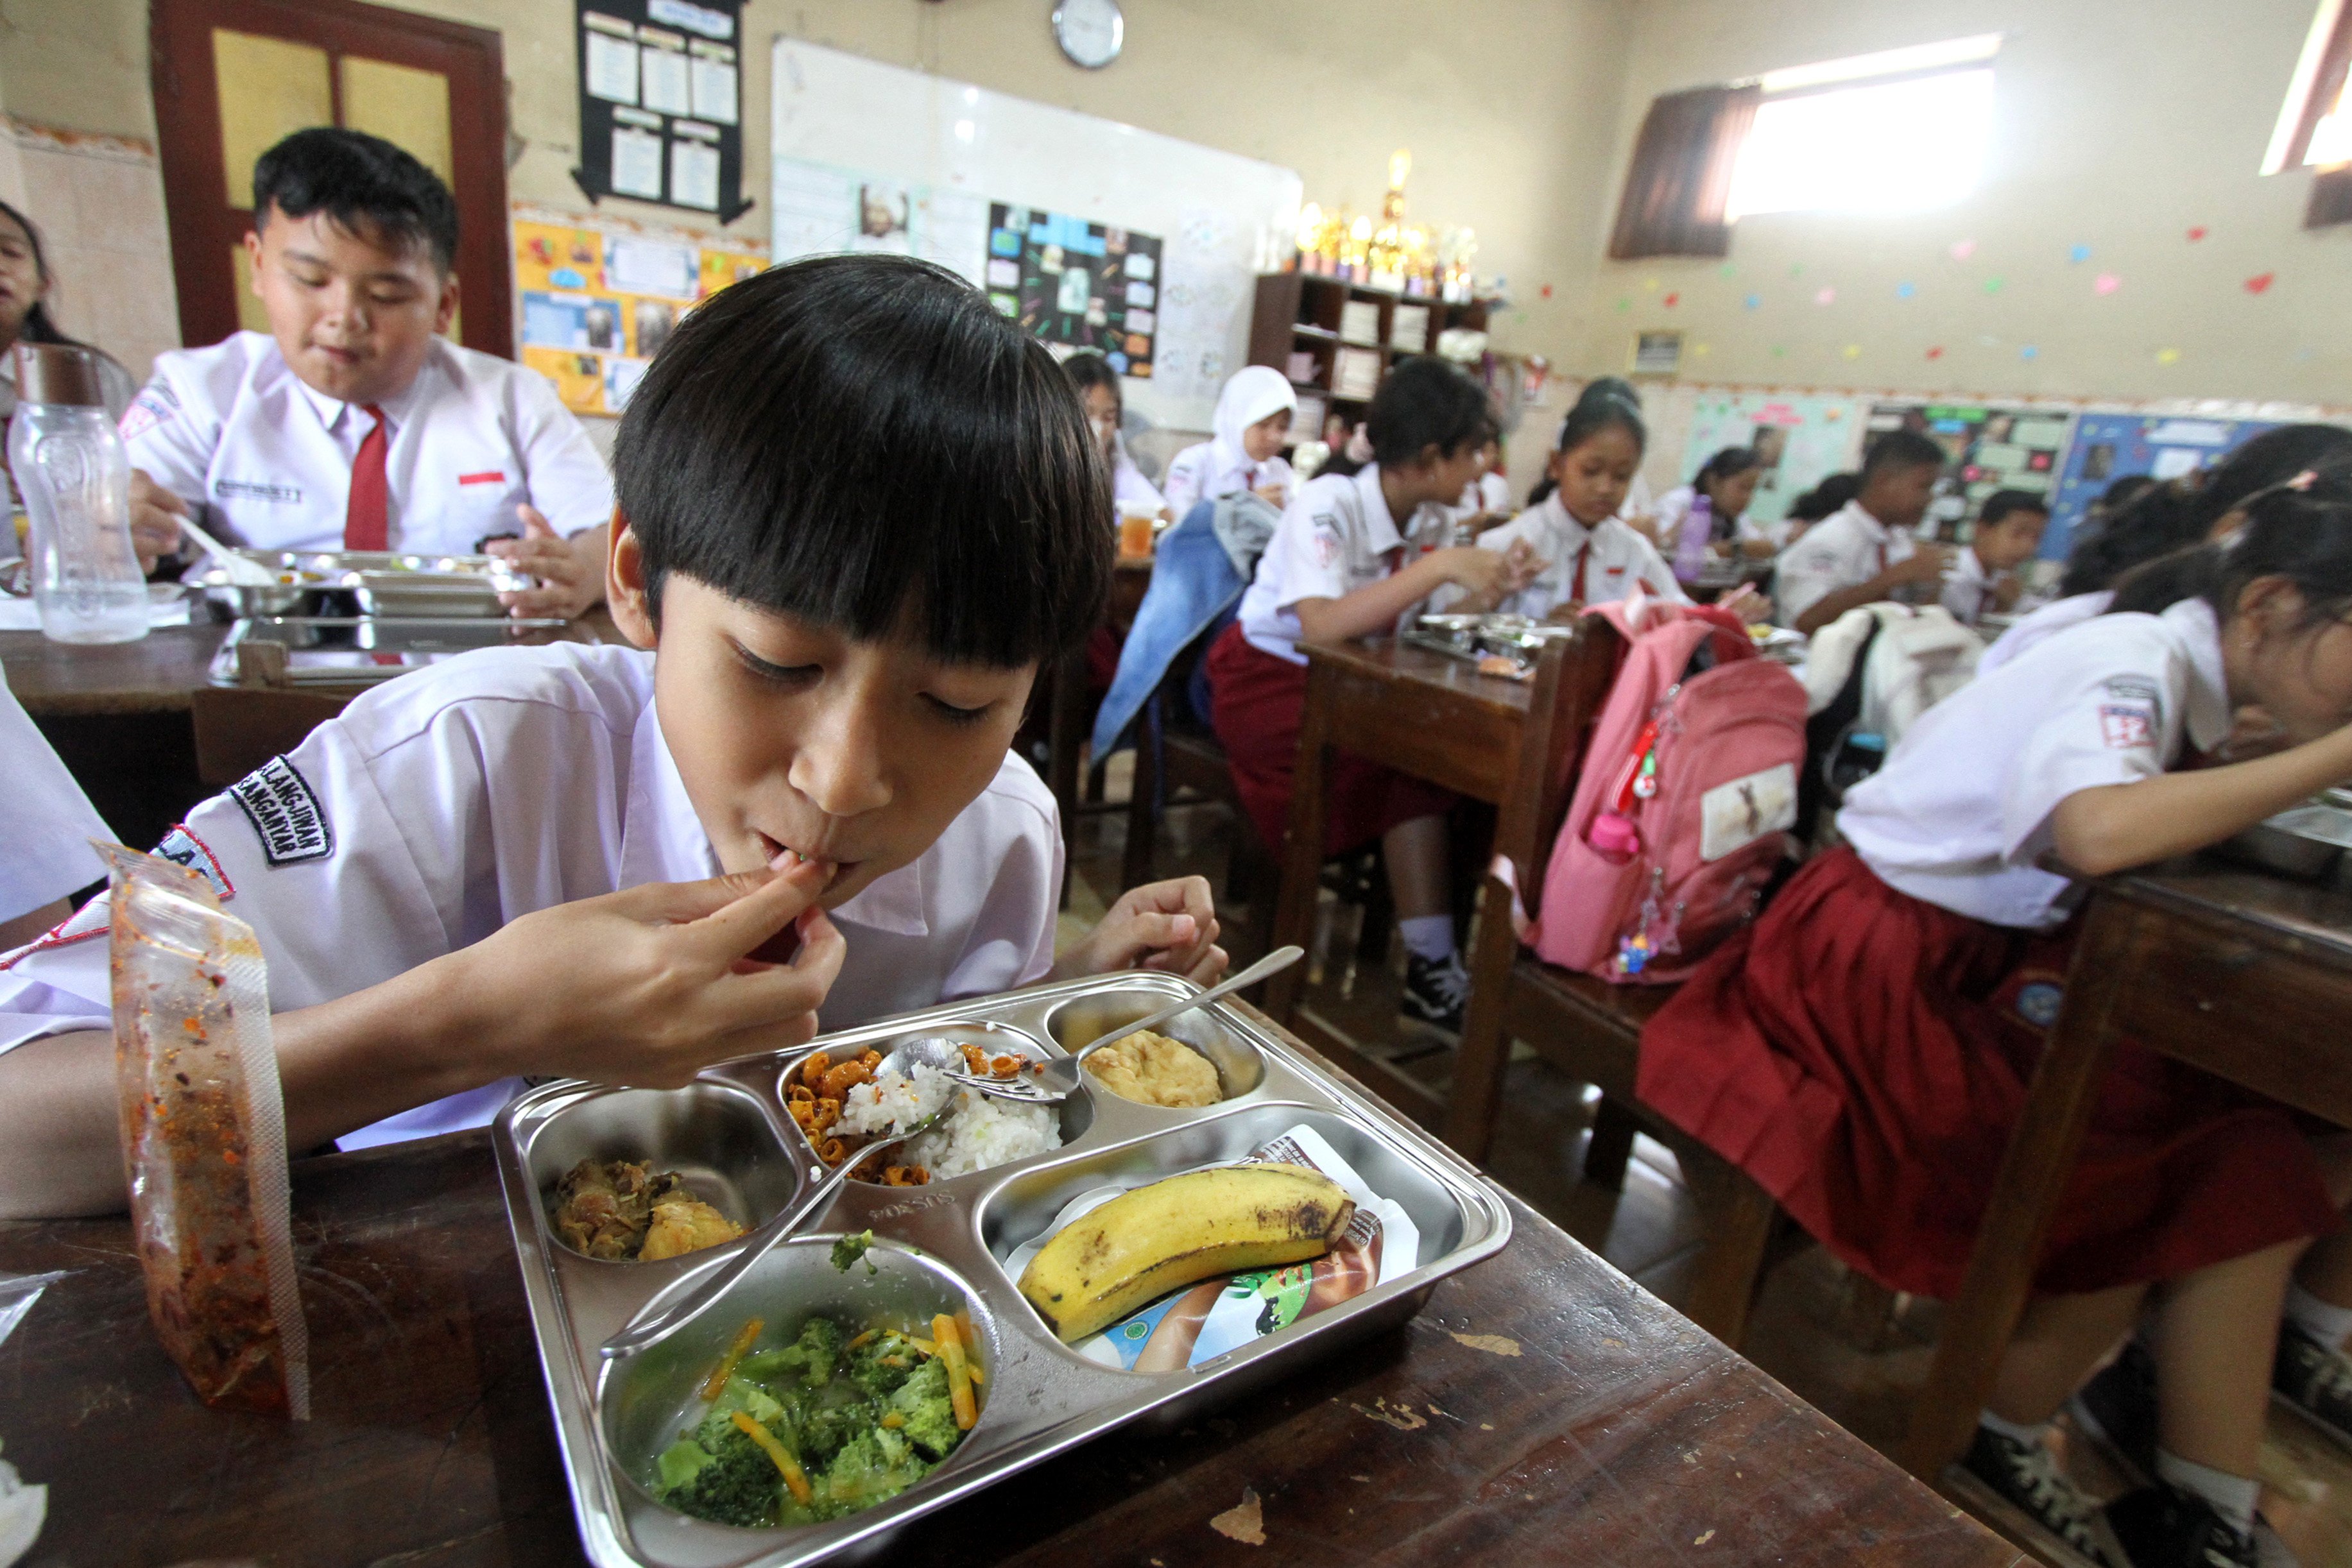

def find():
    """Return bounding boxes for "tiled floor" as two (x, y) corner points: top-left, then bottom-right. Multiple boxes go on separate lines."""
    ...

(1061, 778), (2352, 1566)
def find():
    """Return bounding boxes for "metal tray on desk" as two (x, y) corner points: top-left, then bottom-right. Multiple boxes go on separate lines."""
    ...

(493, 971), (1513, 1568)
(207, 614), (572, 685)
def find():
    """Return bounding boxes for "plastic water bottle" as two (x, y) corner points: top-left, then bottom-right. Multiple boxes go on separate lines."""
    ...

(9, 343), (146, 645)
(1674, 493), (1715, 582)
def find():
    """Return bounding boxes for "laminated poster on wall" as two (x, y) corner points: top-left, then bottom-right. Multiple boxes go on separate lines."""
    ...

(1676, 391), (1869, 525)
(511, 205), (767, 416)
(2041, 413), (2283, 561)
(1868, 401), (2077, 542)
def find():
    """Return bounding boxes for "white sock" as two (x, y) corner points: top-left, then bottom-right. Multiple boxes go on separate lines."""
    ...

(2285, 1281), (2352, 1349)
(2156, 1450), (2259, 1536)
(1400, 914), (1456, 963)
(1978, 1408), (2049, 1447)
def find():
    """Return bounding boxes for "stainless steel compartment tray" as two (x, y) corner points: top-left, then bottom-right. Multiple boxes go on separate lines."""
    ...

(494, 970), (1511, 1568)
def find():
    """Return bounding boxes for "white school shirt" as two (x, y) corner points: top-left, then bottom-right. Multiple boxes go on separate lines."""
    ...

(1111, 450), (1166, 515)
(0, 642), (1060, 1150)
(1235, 464), (1450, 663)
(0, 667), (112, 922)
(1939, 545), (2004, 627)
(121, 332), (615, 556)
(1162, 441), (1296, 521)
(1774, 500), (1918, 628)
(1430, 493), (1685, 619)
(1837, 597), (2230, 930)
(1977, 592), (2112, 675)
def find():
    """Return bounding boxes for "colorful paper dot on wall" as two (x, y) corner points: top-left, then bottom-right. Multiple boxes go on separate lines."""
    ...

(1983, 276), (2007, 294)
(1644, 277), (1661, 292)
(1925, 345), (1944, 360)
(1896, 281), (1918, 298)
(1814, 286), (1837, 305)
(2093, 273), (2121, 295)
(1771, 345), (1788, 357)
(2068, 244), (2092, 264)
(2245, 272), (2276, 294)
(2157, 347), (2183, 364)
(1949, 239), (1977, 260)
(1743, 293), (1762, 310)
(2297, 345), (2318, 362)
(2020, 345), (2040, 361)
(1692, 342), (1712, 357)
(2186, 226), (2209, 242)
(1663, 292), (1680, 307)
(1842, 344), (1862, 359)
(1788, 263), (1804, 277)
(1615, 298), (1631, 313)
(1719, 262), (1737, 277)
(1540, 283), (1553, 299)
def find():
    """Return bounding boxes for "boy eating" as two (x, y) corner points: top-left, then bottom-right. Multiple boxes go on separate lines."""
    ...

(1776, 430), (1953, 635)
(123, 128), (615, 617)
(1941, 488), (2050, 626)
(0, 255), (1223, 1218)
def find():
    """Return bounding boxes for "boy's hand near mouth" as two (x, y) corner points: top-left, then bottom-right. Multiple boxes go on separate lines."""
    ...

(1051, 876), (1228, 986)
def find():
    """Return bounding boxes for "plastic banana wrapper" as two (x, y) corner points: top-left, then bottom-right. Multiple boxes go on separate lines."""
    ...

(1003, 1123), (1420, 1372)
(103, 842), (311, 1419)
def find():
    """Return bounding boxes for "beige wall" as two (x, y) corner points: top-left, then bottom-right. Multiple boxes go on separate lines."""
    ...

(1583, 0), (2352, 417)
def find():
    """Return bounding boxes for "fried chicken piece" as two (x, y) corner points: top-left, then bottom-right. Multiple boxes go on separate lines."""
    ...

(638, 1195), (746, 1261)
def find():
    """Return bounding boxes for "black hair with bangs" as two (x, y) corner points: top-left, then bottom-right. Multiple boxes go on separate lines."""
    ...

(615, 254), (1113, 669)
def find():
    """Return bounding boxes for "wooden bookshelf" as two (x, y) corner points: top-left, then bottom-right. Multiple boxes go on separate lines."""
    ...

(1248, 272), (1495, 440)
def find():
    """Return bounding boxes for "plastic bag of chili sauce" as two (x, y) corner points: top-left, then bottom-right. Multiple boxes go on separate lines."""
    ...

(101, 842), (311, 1419)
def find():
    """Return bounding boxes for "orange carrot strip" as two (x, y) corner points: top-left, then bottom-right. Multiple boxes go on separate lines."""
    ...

(732, 1411), (812, 1505)
(701, 1317), (764, 1401)
(932, 1313), (977, 1430)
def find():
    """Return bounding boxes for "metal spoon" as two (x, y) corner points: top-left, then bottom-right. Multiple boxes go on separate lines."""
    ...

(898, 946), (1305, 1107)
(175, 515), (280, 586)
(599, 1100), (949, 1360)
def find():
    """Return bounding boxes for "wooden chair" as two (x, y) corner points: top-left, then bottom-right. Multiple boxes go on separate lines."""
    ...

(190, 686), (349, 788)
(1444, 617), (1783, 1348)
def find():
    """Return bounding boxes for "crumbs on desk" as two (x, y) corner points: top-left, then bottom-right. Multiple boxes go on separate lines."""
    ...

(1210, 1487), (1266, 1545)
(1447, 1330), (1523, 1357)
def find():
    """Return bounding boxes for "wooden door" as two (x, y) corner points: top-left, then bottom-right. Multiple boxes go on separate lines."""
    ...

(150, 0), (513, 359)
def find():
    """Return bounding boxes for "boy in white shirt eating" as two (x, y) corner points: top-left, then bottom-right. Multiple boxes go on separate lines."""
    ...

(1776, 430), (1953, 635)
(0, 255), (1224, 1218)
(123, 128), (615, 618)
(1941, 489), (2050, 627)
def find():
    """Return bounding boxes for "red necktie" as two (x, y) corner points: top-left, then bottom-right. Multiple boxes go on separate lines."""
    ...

(1572, 541), (1590, 605)
(1876, 540), (1889, 574)
(344, 404), (390, 551)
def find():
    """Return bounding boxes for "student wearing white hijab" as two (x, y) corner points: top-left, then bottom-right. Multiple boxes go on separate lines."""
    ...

(1163, 366), (1297, 520)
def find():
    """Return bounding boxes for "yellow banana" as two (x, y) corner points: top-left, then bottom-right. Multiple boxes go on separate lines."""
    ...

(1017, 1162), (1355, 1342)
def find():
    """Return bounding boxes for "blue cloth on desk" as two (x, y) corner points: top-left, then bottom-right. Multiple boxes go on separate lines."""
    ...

(1091, 495), (1275, 759)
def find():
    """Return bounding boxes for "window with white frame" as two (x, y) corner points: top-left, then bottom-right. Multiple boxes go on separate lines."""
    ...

(2265, 0), (2352, 171)
(1724, 35), (2002, 220)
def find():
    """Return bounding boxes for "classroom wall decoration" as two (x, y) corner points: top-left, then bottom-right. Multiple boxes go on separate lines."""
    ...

(1867, 401), (2075, 539)
(1674, 391), (1867, 525)
(573, 0), (750, 222)
(2041, 413), (2283, 560)
(511, 204), (767, 416)
(985, 205), (1163, 374)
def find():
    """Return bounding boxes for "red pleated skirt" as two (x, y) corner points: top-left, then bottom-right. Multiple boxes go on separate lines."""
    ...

(1637, 846), (2337, 1299)
(1206, 622), (1455, 856)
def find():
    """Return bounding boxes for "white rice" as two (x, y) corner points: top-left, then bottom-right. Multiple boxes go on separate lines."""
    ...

(834, 1063), (1060, 1180)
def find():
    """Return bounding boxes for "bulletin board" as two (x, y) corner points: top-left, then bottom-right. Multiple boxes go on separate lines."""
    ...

(1868, 401), (2076, 539)
(769, 38), (1301, 430)
(2043, 413), (2285, 561)
(985, 205), (1163, 373)
(511, 205), (767, 416)
(572, 0), (750, 220)
(1676, 391), (1868, 525)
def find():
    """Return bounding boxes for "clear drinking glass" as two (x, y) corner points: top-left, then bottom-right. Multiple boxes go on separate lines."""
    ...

(8, 344), (147, 645)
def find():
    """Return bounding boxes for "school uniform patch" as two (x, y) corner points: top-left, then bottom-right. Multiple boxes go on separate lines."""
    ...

(0, 898), (107, 967)
(117, 386), (177, 441)
(1310, 519), (1343, 570)
(154, 824), (234, 899)
(2099, 703), (2156, 750)
(229, 756), (334, 865)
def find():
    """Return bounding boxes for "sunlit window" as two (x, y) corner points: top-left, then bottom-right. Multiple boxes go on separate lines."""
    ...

(1726, 42), (1999, 220)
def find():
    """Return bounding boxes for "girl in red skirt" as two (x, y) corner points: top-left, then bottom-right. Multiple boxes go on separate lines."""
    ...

(1641, 470), (2352, 1568)
(1209, 357), (1538, 1030)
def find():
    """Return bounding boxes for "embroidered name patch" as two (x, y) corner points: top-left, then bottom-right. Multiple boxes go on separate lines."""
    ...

(214, 477), (305, 504)
(2100, 704), (2156, 750)
(229, 757), (334, 865)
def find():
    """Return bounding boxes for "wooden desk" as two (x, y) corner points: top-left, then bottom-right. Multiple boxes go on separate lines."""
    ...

(1906, 858), (2352, 1480)
(0, 620), (230, 717)
(1264, 638), (1538, 1093)
(0, 1013), (2017, 1567)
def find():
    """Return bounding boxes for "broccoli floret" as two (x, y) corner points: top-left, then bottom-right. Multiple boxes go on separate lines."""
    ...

(653, 1422), (782, 1528)
(884, 1355), (963, 1461)
(846, 1331), (918, 1397)
(755, 1315), (846, 1389)
(809, 1425), (932, 1520)
(830, 1230), (877, 1273)
(798, 1396), (874, 1467)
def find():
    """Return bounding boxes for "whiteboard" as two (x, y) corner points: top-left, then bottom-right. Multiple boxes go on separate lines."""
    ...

(769, 38), (1302, 429)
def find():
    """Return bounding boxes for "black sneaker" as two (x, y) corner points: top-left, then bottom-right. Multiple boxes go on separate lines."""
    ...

(2273, 1319), (2352, 1453)
(1399, 952), (1470, 1033)
(2072, 1337), (2160, 1485)
(1951, 1424), (2126, 1568)
(2104, 1483), (2290, 1568)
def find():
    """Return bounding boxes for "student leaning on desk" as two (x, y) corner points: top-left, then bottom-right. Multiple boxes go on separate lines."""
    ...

(122, 128), (615, 618)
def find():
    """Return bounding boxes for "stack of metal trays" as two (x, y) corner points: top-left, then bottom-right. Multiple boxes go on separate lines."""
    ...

(205, 614), (571, 686)
(191, 549), (531, 620)
(494, 971), (1512, 1568)
(1403, 611), (1576, 673)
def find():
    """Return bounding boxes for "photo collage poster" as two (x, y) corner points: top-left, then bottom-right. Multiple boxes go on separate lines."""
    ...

(513, 210), (767, 415)
(985, 205), (1165, 376)
(1676, 391), (1869, 525)
(2042, 412), (2283, 560)
(1867, 401), (2076, 542)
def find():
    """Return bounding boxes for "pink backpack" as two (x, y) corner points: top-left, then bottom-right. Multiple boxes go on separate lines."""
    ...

(1528, 591), (1807, 984)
